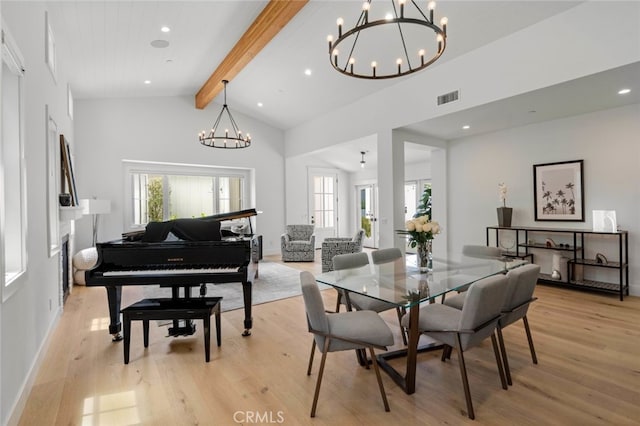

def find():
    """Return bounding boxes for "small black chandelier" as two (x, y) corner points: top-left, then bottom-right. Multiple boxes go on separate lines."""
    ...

(327, 0), (448, 80)
(199, 80), (251, 149)
(360, 151), (366, 168)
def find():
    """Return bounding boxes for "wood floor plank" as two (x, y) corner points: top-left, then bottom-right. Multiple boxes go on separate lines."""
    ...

(17, 253), (640, 425)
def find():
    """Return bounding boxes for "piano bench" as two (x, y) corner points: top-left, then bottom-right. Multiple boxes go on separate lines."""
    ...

(121, 297), (222, 364)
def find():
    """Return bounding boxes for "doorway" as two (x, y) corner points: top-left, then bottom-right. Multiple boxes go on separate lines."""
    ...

(308, 170), (338, 248)
(356, 184), (378, 248)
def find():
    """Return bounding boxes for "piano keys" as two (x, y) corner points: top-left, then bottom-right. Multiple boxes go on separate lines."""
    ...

(86, 209), (260, 341)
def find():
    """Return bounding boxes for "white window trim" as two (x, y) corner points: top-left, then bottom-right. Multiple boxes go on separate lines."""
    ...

(1, 21), (28, 301)
(122, 160), (251, 231)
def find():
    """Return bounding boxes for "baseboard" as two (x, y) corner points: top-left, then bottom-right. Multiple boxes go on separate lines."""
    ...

(5, 309), (61, 426)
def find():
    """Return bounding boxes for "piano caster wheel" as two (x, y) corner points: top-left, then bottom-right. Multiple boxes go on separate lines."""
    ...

(112, 333), (123, 342)
(242, 329), (251, 337)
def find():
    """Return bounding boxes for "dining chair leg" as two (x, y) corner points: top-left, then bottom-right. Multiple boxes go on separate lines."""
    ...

(496, 326), (512, 386)
(441, 344), (453, 361)
(491, 332), (508, 390)
(307, 339), (316, 376)
(310, 338), (331, 417)
(395, 307), (408, 346)
(522, 316), (538, 364)
(334, 290), (342, 313)
(368, 347), (390, 412)
(454, 334), (475, 420)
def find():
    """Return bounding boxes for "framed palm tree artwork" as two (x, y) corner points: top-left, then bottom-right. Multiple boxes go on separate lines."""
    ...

(533, 160), (584, 221)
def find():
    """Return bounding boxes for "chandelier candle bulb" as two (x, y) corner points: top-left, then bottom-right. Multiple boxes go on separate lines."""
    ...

(441, 17), (448, 34)
(429, 1), (436, 22)
(400, 0), (406, 17)
(337, 17), (343, 37)
(327, 35), (333, 50)
(419, 49), (425, 65)
(397, 58), (402, 74)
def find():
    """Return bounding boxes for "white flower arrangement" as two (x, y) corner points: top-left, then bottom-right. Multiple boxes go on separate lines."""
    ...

(498, 183), (508, 207)
(404, 215), (440, 248)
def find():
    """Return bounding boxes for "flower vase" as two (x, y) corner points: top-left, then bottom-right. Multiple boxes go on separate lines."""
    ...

(497, 207), (513, 227)
(417, 240), (433, 273)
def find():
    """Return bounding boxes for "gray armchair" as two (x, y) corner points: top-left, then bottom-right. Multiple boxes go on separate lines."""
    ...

(321, 229), (364, 272)
(281, 224), (315, 262)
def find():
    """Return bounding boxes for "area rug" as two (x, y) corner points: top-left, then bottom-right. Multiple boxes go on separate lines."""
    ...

(142, 261), (329, 312)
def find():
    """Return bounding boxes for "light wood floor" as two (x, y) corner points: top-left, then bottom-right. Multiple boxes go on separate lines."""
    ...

(17, 252), (640, 425)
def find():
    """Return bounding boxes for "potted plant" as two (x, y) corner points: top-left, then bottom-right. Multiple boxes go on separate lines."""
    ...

(497, 182), (512, 227)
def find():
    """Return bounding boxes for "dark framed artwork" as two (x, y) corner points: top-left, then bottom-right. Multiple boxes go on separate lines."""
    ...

(60, 134), (78, 206)
(533, 159), (584, 221)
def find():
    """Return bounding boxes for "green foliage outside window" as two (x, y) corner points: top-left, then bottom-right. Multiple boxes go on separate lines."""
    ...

(147, 177), (164, 222)
(361, 216), (372, 238)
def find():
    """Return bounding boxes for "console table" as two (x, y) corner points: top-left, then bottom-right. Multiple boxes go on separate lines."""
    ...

(487, 226), (629, 300)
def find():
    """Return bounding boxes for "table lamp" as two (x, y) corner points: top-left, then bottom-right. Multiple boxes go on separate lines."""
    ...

(81, 198), (111, 245)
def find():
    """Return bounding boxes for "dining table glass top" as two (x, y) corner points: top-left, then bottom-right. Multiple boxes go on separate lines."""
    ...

(315, 254), (528, 308)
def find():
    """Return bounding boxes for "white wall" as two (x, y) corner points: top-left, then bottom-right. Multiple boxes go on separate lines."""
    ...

(1, 2), (74, 424)
(447, 104), (640, 295)
(73, 96), (286, 255)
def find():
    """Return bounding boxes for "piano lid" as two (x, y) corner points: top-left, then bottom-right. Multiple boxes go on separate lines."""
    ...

(122, 208), (260, 241)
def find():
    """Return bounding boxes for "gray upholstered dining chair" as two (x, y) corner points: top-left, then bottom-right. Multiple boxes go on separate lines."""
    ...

(462, 244), (503, 259)
(445, 263), (541, 385)
(299, 271), (394, 418)
(333, 252), (408, 345)
(401, 274), (510, 420)
(371, 247), (408, 345)
(371, 247), (403, 265)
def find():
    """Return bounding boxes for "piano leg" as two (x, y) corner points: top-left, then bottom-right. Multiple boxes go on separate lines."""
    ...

(105, 285), (123, 342)
(242, 280), (253, 336)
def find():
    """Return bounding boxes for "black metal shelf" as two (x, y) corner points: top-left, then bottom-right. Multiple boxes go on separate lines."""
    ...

(487, 226), (629, 301)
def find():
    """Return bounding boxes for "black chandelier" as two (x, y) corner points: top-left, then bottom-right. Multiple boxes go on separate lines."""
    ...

(199, 80), (251, 149)
(360, 151), (366, 168)
(327, 0), (448, 80)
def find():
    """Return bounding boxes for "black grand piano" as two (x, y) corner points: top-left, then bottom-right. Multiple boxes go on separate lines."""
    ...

(85, 208), (260, 341)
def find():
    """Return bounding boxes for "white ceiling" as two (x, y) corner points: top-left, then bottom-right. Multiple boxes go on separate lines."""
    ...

(37, 0), (638, 172)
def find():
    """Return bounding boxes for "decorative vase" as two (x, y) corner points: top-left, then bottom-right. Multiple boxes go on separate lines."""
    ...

(417, 240), (433, 273)
(497, 207), (513, 227)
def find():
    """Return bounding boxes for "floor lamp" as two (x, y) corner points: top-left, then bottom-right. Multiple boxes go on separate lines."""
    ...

(81, 199), (111, 245)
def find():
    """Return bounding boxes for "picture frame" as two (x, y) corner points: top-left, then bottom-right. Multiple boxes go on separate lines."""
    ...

(45, 11), (56, 82)
(46, 105), (60, 257)
(533, 159), (584, 221)
(60, 134), (78, 206)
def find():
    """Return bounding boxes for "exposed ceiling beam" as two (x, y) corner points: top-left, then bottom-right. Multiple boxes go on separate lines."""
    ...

(195, 0), (308, 109)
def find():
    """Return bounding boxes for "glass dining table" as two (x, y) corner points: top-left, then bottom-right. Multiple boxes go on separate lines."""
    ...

(315, 253), (527, 395)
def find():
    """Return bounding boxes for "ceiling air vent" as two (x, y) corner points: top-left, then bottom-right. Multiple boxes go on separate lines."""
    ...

(437, 90), (460, 106)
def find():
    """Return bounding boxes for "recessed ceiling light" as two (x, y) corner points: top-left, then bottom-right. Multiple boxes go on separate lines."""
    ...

(304, 69), (312, 76)
(161, 26), (171, 33)
(257, 102), (263, 107)
(144, 80), (151, 85)
(618, 88), (631, 95)
(462, 125), (470, 130)
(150, 39), (170, 48)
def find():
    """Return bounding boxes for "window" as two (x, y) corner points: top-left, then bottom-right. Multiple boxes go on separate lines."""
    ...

(1, 23), (27, 300)
(124, 161), (249, 229)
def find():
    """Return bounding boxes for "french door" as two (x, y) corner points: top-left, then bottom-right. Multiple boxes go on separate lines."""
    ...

(357, 184), (378, 248)
(308, 170), (338, 248)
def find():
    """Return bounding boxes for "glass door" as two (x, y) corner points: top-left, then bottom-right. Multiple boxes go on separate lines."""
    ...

(308, 172), (337, 248)
(357, 184), (377, 248)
